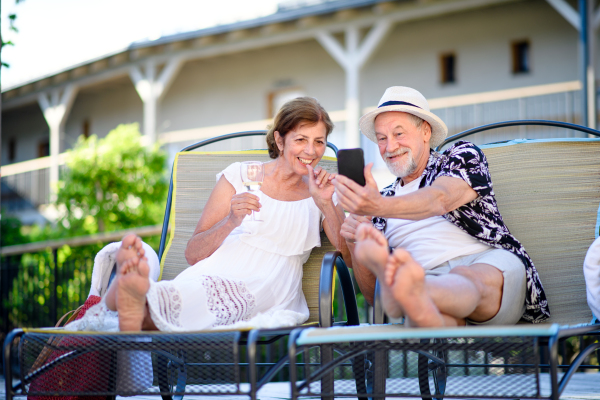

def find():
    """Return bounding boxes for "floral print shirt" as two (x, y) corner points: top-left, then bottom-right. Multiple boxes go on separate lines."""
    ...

(373, 141), (550, 323)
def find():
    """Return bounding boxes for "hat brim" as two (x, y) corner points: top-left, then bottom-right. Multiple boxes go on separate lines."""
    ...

(359, 105), (448, 149)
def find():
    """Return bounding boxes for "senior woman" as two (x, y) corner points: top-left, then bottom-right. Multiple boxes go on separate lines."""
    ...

(67, 97), (347, 332)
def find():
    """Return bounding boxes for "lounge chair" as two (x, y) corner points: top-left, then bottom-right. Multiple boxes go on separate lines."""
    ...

(3, 131), (360, 400)
(288, 120), (600, 400)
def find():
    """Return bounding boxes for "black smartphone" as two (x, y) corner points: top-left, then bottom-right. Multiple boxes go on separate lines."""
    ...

(337, 148), (366, 186)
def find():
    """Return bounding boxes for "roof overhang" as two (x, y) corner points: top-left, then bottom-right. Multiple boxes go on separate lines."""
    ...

(2, 0), (521, 111)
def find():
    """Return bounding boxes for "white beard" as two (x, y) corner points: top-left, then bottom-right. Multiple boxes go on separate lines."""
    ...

(384, 147), (418, 178)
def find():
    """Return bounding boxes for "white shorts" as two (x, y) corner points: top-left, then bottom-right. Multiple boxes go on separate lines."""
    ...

(427, 248), (527, 325)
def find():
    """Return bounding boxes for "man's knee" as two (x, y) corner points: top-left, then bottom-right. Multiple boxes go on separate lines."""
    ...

(449, 264), (503, 298)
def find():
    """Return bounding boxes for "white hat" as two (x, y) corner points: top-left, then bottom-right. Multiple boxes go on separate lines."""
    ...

(359, 86), (448, 149)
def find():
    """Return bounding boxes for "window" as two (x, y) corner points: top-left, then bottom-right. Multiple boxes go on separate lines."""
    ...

(512, 40), (530, 73)
(8, 138), (16, 162)
(38, 140), (50, 158)
(440, 53), (456, 84)
(82, 119), (90, 138)
(267, 87), (305, 118)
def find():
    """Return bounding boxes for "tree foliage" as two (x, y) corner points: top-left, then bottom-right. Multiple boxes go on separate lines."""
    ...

(1, 124), (168, 334)
(1, 0), (25, 68)
(56, 123), (168, 236)
(0, 212), (24, 247)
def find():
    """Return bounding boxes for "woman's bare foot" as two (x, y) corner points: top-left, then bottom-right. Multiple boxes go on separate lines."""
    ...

(106, 234), (145, 311)
(116, 234), (145, 269)
(388, 249), (444, 327)
(353, 223), (404, 319)
(116, 256), (150, 331)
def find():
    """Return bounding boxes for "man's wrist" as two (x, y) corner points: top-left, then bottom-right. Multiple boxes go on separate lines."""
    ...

(374, 195), (392, 218)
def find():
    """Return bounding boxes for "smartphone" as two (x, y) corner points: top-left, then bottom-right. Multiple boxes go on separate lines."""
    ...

(337, 148), (366, 186)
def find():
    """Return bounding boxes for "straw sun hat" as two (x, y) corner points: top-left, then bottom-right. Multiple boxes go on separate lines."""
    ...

(359, 86), (448, 149)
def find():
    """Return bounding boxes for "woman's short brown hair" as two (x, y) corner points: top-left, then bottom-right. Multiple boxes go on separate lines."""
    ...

(266, 97), (334, 159)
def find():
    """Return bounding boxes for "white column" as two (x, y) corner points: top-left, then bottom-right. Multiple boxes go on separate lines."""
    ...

(345, 27), (361, 149)
(585, 0), (596, 129)
(129, 57), (184, 145)
(317, 21), (392, 148)
(38, 84), (78, 200)
(546, 0), (598, 128)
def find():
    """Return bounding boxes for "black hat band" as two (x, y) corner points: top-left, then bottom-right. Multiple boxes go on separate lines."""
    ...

(378, 100), (422, 109)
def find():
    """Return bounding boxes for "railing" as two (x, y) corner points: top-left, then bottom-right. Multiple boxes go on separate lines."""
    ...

(0, 225), (363, 381)
(0, 80), (589, 209)
(363, 80), (587, 167)
(0, 225), (162, 337)
(431, 81), (585, 146)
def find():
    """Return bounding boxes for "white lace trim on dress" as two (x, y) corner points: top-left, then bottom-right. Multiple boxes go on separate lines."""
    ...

(64, 299), (119, 332)
(202, 276), (256, 326)
(146, 281), (184, 331)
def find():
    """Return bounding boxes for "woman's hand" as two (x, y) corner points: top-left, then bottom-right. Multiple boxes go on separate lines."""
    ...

(306, 165), (335, 206)
(228, 192), (261, 227)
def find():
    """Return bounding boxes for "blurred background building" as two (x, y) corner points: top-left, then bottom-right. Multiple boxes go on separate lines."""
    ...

(1, 0), (597, 224)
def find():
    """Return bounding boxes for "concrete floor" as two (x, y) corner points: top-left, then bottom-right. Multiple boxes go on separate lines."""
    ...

(2, 373), (599, 399)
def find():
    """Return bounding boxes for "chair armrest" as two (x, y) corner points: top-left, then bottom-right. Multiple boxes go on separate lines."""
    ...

(319, 251), (360, 328)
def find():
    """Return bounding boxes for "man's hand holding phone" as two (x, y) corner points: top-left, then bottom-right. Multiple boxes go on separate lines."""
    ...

(333, 163), (383, 216)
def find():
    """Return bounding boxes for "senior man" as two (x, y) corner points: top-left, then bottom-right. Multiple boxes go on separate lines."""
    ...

(334, 86), (549, 326)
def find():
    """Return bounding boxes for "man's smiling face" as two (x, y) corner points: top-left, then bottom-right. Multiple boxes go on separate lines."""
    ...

(374, 112), (431, 180)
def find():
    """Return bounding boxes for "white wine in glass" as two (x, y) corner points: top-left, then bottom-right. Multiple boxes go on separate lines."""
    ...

(240, 161), (264, 221)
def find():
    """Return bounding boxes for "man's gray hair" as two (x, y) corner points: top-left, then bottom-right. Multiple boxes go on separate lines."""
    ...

(407, 113), (424, 129)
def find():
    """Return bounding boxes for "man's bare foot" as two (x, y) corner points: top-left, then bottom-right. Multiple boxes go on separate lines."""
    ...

(116, 256), (150, 331)
(106, 234), (145, 310)
(354, 223), (389, 277)
(388, 249), (444, 327)
(353, 223), (404, 319)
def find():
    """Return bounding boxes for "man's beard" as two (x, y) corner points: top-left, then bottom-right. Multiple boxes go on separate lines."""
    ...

(384, 147), (418, 178)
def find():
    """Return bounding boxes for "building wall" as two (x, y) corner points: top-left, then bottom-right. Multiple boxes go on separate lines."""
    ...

(0, 0), (589, 167)
(1, 103), (48, 165)
(361, 0), (578, 106)
(64, 77), (143, 148)
(159, 39), (345, 130)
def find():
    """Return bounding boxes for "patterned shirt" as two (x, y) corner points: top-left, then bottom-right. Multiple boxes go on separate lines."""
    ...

(373, 141), (550, 323)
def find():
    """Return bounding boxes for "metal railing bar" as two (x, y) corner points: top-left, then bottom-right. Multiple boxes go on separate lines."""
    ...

(0, 224), (163, 256)
(436, 119), (600, 150)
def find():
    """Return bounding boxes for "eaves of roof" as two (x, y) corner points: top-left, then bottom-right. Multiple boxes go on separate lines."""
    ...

(2, 0), (388, 93)
(129, 0), (390, 49)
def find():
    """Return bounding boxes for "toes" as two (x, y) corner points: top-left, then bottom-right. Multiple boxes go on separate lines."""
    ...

(390, 248), (412, 264)
(120, 259), (133, 275)
(137, 257), (150, 278)
(384, 262), (398, 286)
(371, 227), (388, 247)
(121, 233), (138, 250)
(133, 236), (144, 252)
(355, 223), (371, 241)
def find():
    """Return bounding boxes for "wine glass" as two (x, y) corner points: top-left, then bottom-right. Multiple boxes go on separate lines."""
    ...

(240, 161), (264, 221)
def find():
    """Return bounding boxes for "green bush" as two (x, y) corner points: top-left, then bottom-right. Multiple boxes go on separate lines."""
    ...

(1, 123), (168, 330)
(57, 123), (168, 235)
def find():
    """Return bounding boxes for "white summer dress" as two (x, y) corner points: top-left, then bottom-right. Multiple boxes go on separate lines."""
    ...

(67, 162), (327, 332)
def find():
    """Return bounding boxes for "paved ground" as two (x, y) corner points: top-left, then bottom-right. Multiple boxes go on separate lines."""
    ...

(2, 373), (599, 399)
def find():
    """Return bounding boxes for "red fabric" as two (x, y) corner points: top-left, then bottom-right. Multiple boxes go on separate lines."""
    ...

(28, 295), (113, 400)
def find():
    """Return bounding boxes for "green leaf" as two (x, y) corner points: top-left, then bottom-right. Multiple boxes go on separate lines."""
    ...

(55, 123), (168, 236)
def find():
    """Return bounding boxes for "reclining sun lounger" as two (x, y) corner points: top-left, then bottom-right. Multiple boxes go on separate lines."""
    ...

(3, 131), (361, 400)
(288, 120), (600, 400)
